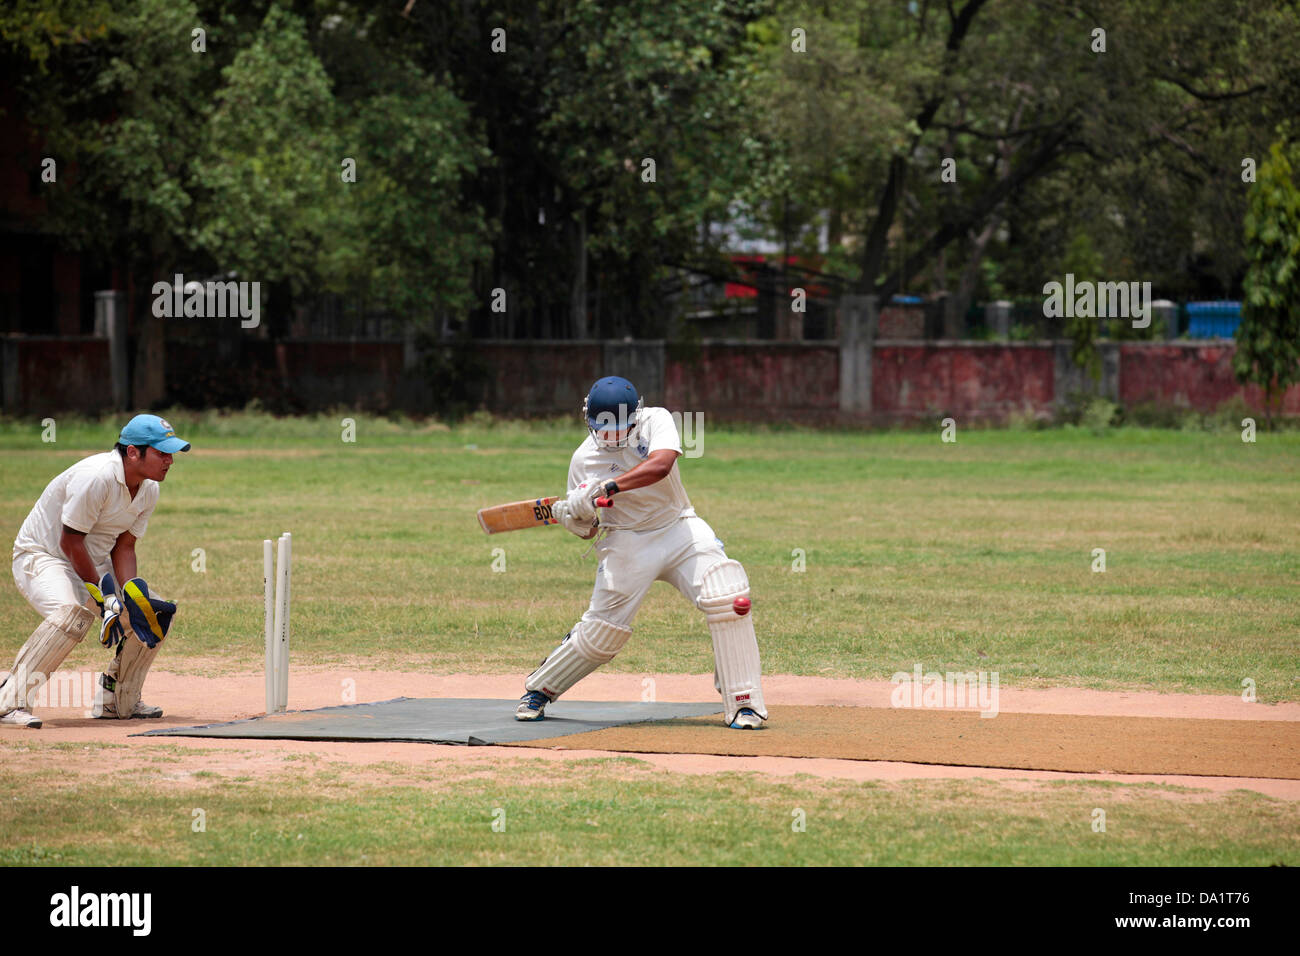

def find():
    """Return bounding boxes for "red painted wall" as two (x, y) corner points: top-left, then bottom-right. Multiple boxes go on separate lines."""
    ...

(8, 337), (1300, 420)
(1120, 343), (1300, 414)
(872, 344), (1055, 420)
(664, 344), (838, 418)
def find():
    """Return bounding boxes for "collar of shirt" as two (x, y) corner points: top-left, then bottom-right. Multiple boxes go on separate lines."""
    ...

(110, 451), (149, 507)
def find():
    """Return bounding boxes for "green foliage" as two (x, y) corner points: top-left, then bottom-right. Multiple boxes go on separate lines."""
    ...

(1235, 139), (1300, 427)
(459, 0), (768, 336)
(24, 0), (211, 269)
(334, 81), (489, 316)
(8, 0), (1300, 339)
(744, 0), (1300, 309)
(1121, 401), (1191, 430)
(737, 1), (920, 251)
(0, 0), (112, 69)
(542, 0), (756, 255)
(9, 0), (490, 326)
(1121, 396), (1268, 433)
(1054, 388), (1122, 433)
(191, 6), (490, 316)
(979, 258), (1006, 302)
(194, 6), (337, 293)
(1061, 232), (1106, 378)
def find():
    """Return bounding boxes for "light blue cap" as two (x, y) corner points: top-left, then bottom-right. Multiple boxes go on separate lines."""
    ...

(119, 414), (191, 453)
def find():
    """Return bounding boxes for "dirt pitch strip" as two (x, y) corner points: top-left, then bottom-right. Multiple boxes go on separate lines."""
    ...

(531, 706), (1298, 779)
(2, 665), (1296, 801)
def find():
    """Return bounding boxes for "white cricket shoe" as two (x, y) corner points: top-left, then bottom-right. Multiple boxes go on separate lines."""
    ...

(729, 708), (764, 730)
(92, 689), (163, 719)
(1, 708), (42, 729)
(514, 691), (549, 721)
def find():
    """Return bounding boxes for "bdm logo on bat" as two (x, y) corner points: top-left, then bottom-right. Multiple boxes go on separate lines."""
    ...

(49, 886), (151, 936)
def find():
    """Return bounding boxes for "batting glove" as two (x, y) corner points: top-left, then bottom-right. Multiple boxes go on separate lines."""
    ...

(565, 480), (599, 522)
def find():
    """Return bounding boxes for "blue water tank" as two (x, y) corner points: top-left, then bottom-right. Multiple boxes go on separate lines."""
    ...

(1185, 301), (1241, 338)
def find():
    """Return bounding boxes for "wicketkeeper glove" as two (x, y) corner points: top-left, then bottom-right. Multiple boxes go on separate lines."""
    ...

(119, 577), (177, 649)
(85, 573), (126, 648)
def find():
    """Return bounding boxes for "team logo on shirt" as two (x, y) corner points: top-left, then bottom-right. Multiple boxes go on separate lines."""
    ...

(636, 441), (648, 458)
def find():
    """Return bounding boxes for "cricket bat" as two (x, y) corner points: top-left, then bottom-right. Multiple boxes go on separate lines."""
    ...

(476, 493), (616, 534)
(477, 497), (561, 534)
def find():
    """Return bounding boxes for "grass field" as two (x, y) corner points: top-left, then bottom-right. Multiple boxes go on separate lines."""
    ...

(1, 412), (1296, 865)
(2, 755), (1295, 866)
(2, 412), (1295, 697)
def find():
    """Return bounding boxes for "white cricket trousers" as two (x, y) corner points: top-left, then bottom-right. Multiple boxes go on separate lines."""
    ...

(581, 515), (728, 629)
(11, 549), (95, 618)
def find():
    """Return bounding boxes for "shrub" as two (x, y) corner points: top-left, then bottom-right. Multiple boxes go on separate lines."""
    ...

(1080, 397), (1119, 434)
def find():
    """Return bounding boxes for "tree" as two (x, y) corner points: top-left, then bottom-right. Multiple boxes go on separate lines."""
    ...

(739, 0), (1300, 312)
(0, 0), (112, 70)
(398, 0), (767, 339)
(1235, 138), (1300, 429)
(194, 5), (490, 326)
(193, 5), (340, 314)
(16, 0), (217, 403)
(6, 1), (491, 352)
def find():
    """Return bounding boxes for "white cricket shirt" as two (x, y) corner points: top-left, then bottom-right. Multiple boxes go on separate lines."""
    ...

(568, 406), (695, 531)
(12, 451), (159, 569)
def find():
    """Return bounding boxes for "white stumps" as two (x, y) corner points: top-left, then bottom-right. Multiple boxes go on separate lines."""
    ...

(264, 532), (291, 714)
(263, 539), (274, 711)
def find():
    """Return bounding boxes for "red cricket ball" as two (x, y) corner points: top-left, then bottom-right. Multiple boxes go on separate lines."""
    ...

(733, 596), (751, 616)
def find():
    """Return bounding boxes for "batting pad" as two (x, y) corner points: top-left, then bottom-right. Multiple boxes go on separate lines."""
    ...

(135, 697), (721, 745)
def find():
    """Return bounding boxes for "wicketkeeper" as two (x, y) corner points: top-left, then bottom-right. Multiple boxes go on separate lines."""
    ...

(515, 377), (768, 729)
(0, 414), (186, 728)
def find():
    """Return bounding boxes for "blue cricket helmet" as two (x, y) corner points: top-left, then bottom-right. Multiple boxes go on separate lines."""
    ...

(583, 376), (643, 447)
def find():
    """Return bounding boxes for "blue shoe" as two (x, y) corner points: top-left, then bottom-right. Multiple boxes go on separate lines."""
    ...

(730, 708), (763, 730)
(515, 691), (550, 721)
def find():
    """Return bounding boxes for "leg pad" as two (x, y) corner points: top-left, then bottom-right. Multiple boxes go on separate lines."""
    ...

(0, 604), (95, 713)
(107, 637), (162, 719)
(525, 617), (632, 701)
(698, 560), (767, 724)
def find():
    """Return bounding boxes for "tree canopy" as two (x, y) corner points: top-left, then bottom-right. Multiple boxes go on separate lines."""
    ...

(3, 0), (1297, 338)
(1235, 138), (1300, 426)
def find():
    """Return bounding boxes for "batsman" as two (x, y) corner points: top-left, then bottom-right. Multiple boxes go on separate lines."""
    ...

(0, 414), (185, 728)
(515, 377), (768, 729)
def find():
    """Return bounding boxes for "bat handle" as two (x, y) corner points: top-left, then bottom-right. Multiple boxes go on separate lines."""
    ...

(596, 497), (614, 508)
